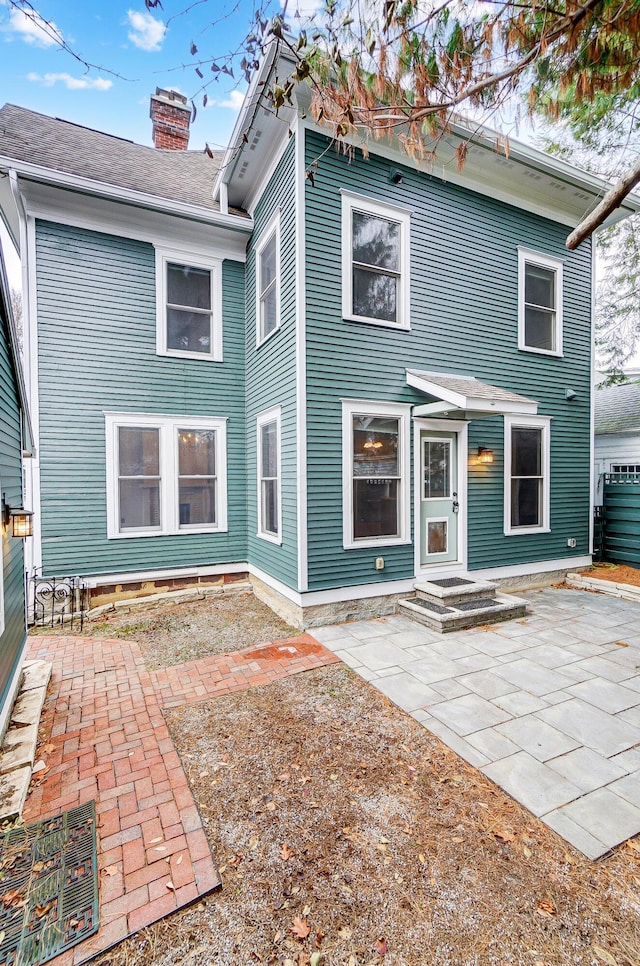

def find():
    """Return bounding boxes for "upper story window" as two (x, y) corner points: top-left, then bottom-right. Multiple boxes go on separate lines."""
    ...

(341, 192), (411, 330)
(155, 247), (223, 361)
(105, 412), (227, 538)
(518, 248), (563, 356)
(257, 406), (281, 544)
(504, 414), (551, 535)
(342, 400), (411, 549)
(256, 210), (281, 346)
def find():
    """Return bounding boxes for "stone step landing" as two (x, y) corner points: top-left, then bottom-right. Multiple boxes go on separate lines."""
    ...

(0, 660), (52, 821)
(399, 576), (527, 633)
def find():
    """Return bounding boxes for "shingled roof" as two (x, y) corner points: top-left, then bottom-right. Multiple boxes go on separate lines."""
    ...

(0, 103), (231, 213)
(595, 381), (640, 435)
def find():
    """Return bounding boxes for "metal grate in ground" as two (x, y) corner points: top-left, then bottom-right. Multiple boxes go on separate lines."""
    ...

(0, 801), (98, 966)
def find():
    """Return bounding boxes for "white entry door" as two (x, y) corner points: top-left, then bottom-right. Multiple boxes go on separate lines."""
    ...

(420, 431), (459, 566)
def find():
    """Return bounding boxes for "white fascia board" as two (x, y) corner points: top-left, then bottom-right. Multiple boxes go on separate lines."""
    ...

(406, 370), (468, 408)
(465, 395), (538, 416)
(0, 156), (252, 234)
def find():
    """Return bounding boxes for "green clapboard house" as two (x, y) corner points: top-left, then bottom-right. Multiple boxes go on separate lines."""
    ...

(1, 47), (638, 628)
(0, 237), (32, 734)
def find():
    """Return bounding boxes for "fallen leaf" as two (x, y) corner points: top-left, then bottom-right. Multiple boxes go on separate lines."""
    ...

(536, 898), (557, 918)
(0, 931), (4, 945)
(280, 844), (294, 861)
(166, 881), (175, 892)
(303, 904), (311, 916)
(379, 835), (389, 845)
(266, 802), (277, 812)
(290, 916), (311, 939)
(593, 947), (617, 965)
(150, 837), (163, 844)
(329, 774), (338, 780)
(337, 925), (352, 940)
(310, 953), (322, 966)
(35, 902), (53, 918)
(523, 846), (532, 859)
(176, 855), (183, 865)
(452, 836), (464, 843)
(494, 830), (516, 843)
(1, 889), (24, 908)
(418, 853), (427, 864)
(375, 936), (388, 956)
(614, 640), (629, 647)
(43, 744), (55, 753)
(278, 773), (291, 781)
(103, 865), (119, 876)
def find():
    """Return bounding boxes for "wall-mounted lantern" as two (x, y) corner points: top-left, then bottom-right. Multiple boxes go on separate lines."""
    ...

(477, 447), (495, 465)
(9, 508), (33, 538)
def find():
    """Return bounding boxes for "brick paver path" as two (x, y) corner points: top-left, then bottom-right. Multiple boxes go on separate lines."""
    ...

(24, 631), (338, 965)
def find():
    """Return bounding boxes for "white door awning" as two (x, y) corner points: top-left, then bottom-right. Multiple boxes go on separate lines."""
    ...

(407, 369), (539, 417)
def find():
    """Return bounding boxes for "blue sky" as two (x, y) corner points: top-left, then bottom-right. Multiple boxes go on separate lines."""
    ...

(0, 0), (268, 151)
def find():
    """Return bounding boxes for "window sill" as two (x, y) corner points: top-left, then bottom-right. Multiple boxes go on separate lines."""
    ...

(257, 531), (282, 546)
(157, 349), (223, 363)
(517, 345), (563, 358)
(343, 314), (410, 332)
(108, 526), (227, 539)
(256, 326), (281, 349)
(504, 526), (551, 537)
(343, 536), (411, 550)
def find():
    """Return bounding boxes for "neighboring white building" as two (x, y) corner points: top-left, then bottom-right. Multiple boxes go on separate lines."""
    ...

(594, 380), (640, 504)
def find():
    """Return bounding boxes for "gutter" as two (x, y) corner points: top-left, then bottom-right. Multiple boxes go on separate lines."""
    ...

(0, 156), (254, 233)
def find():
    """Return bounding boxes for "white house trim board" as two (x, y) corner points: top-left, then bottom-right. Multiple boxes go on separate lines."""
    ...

(256, 405), (282, 545)
(295, 120), (309, 592)
(407, 369), (539, 416)
(517, 248), (564, 358)
(589, 241), (596, 552)
(341, 191), (411, 331)
(104, 412), (228, 540)
(342, 400), (412, 551)
(24, 213), (42, 574)
(255, 208), (281, 348)
(154, 247), (223, 362)
(413, 417), (468, 578)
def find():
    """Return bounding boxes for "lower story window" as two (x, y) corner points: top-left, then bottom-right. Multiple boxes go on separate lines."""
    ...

(105, 412), (227, 538)
(504, 415), (550, 535)
(257, 406), (282, 544)
(342, 401), (410, 549)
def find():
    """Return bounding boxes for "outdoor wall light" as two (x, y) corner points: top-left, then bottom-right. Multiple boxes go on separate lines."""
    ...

(10, 509), (33, 539)
(477, 447), (495, 464)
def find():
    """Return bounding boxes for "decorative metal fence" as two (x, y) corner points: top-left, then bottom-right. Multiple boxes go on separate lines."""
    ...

(600, 472), (640, 566)
(27, 571), (89, 630)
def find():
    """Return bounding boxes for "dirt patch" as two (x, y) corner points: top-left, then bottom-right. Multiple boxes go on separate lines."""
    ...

(583, 563), (640, 588)
(95, 666), (640, 966)
(79, 593), (298, 669)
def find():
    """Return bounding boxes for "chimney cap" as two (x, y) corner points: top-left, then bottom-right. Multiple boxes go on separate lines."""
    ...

(151, 87), (189, 109)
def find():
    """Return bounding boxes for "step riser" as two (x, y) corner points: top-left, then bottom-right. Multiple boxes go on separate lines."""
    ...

(415, 587), (495, 607)
(399, 596), (527, 634)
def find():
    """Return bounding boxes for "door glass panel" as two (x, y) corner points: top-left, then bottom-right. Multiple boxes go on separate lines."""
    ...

(423, 440), (450, 499)
(427, 520), (447, 554)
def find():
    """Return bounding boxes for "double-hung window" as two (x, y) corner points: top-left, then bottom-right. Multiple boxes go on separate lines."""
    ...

(504, 415), (551, 535)
(155, 247), (223, 361)
(342, 192), (410, 329)
(342, 400), (411, 548)
(105, 412), (227, 538)
(518, 248), (563, 355)
(257, 407), (281, 543)
(256, 211), (281, 345)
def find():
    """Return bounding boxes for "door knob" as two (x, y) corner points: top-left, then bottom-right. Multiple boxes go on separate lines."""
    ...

(452, 491), (459, 513)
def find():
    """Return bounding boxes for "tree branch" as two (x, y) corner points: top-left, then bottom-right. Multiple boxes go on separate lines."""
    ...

(566, 156), (640, 250)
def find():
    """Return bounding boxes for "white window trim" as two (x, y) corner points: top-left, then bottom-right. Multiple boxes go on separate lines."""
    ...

(105, 411), (228, 539)
(504, 414), (551, 536)
(255, 209), (281, 347)
(257, 405), (282, 545)
(341, 191), (411, 331)
(342, 399), (412, 550)
(155, 246), (223, 362)
(517, 247), (563, 357)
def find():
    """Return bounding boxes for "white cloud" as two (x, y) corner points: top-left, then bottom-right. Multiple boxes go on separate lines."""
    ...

(218, 90), (245, 111)
(27, 72), (112, 91)
(6, 6), (63, 47)
(126, 9), (165, 52)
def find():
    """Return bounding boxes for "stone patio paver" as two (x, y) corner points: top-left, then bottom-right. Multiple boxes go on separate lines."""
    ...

(313, 587), (640, 859)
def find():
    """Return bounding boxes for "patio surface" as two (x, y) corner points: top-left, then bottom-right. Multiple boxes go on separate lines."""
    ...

(312, 586), (640, 860)
(23, 631), (340, 965)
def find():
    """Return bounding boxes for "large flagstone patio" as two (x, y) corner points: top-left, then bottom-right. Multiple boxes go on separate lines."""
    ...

(312, 586), (640, 860)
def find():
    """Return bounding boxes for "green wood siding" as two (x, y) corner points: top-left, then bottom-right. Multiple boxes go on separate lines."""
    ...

(0, 294), (26, 710)
(304, 129), (592, 590)
(245, 138), (298, 589)
(36, 221), (247, 576)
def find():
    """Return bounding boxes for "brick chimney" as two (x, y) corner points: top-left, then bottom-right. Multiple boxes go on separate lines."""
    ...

(150, 88), (191, 150)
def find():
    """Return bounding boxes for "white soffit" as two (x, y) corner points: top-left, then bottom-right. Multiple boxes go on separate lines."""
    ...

(407, 369), (539, 416)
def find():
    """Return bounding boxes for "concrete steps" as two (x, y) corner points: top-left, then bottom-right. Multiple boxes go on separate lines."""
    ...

(399, 576), (528, 633)
(0, 660), (52, 821)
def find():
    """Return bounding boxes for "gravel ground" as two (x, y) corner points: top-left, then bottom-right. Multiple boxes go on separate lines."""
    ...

(95, 664), (640, 966)
(80, 591), (298, 669)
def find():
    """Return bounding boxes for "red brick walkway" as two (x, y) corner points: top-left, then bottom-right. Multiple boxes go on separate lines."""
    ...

(24, 631), (339, 965)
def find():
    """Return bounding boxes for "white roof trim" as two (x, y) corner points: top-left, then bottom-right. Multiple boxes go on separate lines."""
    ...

(407, 369), (539, 416)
